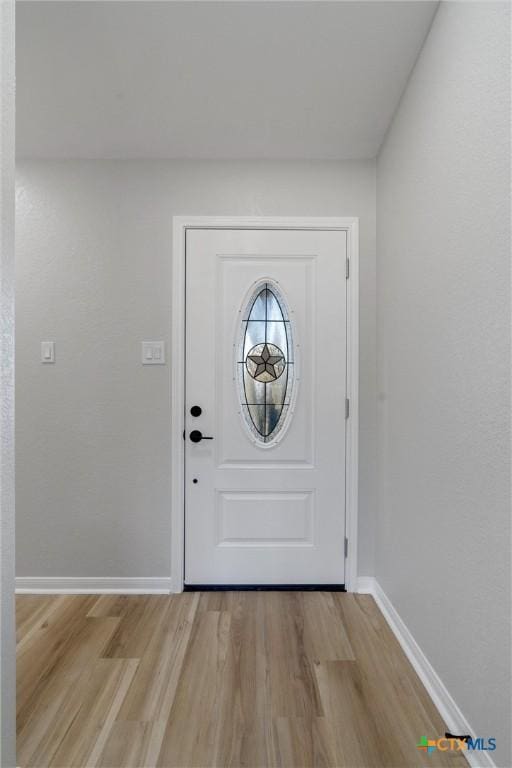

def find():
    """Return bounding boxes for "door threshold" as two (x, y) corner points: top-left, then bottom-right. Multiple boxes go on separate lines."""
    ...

(184, 584), (346, 592)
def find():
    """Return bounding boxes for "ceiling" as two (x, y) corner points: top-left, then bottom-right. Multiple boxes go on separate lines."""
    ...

(16, 1), (438, 160)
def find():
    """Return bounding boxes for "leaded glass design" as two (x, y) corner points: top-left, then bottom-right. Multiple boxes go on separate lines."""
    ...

(237, 281), (295, 444)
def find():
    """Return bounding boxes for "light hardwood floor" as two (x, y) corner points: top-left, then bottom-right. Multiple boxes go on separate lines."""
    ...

(17, 592), (467, 767)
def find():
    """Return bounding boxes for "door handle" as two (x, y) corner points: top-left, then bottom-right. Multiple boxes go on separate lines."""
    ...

(189, 430), (214, 443)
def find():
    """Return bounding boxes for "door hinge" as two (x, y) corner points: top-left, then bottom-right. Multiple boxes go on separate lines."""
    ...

(346, 257), (350, 279)
(344, 537), (349, 558)
(345, 397), (350, 419)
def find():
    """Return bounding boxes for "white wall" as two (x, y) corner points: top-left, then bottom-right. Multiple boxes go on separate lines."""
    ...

(0, 0), (16, 765)
(376, 3), (510, 765)
(15, 159), (377, 580)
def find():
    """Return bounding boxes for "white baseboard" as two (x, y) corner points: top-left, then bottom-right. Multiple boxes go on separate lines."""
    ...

(356, 577), (496, 768)
(15, 576), (173, 594)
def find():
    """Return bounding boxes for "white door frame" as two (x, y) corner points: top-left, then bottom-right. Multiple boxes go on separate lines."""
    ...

(171, 216), (359, 592)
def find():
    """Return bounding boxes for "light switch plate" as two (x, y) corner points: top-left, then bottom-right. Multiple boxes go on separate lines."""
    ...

(41, 341), (55, 363)
(142, 341), (165, 365)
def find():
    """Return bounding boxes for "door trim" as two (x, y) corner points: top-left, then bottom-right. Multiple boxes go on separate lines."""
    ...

(171, 217), (359, 592)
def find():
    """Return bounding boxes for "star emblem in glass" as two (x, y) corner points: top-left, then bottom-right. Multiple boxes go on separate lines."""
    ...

(246, 342), (286, 383)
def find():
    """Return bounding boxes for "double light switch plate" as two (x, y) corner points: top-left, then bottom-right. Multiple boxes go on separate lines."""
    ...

(142, 341), (166, 364)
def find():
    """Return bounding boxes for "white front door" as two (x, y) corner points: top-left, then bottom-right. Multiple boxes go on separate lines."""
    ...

(185, 228), (347, 586)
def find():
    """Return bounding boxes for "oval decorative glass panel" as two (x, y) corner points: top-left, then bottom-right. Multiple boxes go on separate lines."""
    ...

(237, 280), (295, 444)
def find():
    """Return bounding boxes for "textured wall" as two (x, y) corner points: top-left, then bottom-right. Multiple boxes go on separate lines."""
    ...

(15, 159), (377, 579)
(0, 0), (16, 765)
(376, 3), (510, 764)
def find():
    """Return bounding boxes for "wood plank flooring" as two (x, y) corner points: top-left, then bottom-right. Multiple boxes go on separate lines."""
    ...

(16, 592), (467, 767)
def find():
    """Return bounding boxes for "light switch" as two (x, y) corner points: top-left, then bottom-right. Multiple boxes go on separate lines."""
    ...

(41, 341), (55, 363)
(142, 341), (165, 365)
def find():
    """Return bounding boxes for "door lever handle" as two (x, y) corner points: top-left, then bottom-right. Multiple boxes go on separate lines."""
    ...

(189, 430), (214, 443)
